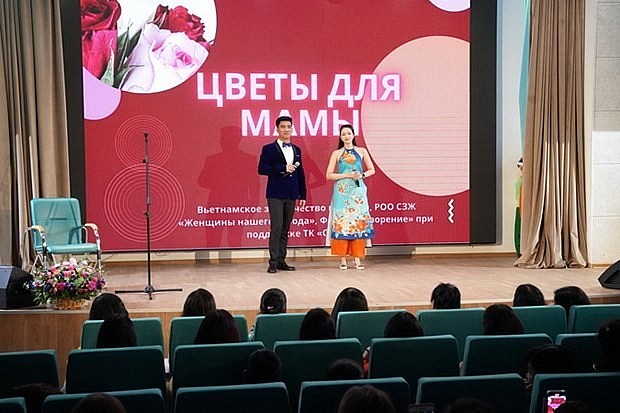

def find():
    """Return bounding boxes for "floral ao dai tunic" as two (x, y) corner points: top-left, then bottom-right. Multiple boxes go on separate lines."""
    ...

(330, 148), (374, 240)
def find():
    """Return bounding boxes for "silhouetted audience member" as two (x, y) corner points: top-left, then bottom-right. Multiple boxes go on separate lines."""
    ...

(89, 293), (129, 320)
(194, 309), (240, 344)
(182, 288), (216, 316)
(10, 383), (61, 413)
(331, 287), (369, 322)
(260, 288), (287, 314)
(512, 283), (545, 306)
(338, 384), (395, 413)
(555, 401), (594, 413)
(96, 314), (137, 348)
(248, 288), (288, 340)
(431, 283), (461, 309)
(594, 319), (620, 372)
(363, 311), (425, 375)
(71, 393), (126, 413)
(300, 308), (336, 340)
(483, 304), (524, 335)
(384, 311), (424, 338)
(524, 344), (577, 391)
(326, 358), (364, 380)
(245, 349), (282, 383)
(445, 397), (495, 413)
(553, 286), (590, 317)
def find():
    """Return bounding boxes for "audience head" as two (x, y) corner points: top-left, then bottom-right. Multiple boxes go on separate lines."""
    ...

(445, 397), (495, 413)
(431, 283), (461, 309)
(96, 314), (137, 348)
(384, 311), (424, 338)
(245, 349), (281, 383)
(326, 358), (364, 380)
(553, 286), (590, 316)
(71, 393), (126, 413)
(10, 383), (61, 413)
(525, 344), (577, 389)
(338, 385), (395, 413)
(259, 288), (287, 314)
(182, 288), (216, 317)
(512, 283), (545, 306)
(483, 304), (524, 335)
(596, 319), (620, 372)
(331, 287), (369, 321)
(300, 307), (336, 340)
(89, 293), (128, 320)
(194, 309), (240, 344)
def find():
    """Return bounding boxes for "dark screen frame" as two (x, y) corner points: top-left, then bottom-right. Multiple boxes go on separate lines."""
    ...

(61, 0), (497, 248)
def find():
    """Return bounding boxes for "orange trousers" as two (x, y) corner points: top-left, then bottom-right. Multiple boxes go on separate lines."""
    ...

(331, 238), (366, 258)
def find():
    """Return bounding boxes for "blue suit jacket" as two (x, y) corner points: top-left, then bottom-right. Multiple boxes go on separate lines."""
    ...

(258, 141), (307, 200)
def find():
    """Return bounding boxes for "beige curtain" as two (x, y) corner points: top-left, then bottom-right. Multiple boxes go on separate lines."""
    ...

(517, 0), (588, 269)
(0, 0), (70, 267)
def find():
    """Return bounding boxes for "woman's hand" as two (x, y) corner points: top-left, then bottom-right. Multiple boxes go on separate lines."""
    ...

(350, 171), (362, 180)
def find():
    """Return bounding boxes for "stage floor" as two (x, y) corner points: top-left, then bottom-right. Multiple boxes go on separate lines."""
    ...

(105, 255), (619, 313)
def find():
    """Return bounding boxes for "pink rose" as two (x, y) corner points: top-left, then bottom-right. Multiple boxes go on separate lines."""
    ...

(152, 5), (206, 43)
(121, 24), (208, 93)
(82, 30), (117, 79)
(56, 282), (66, 291)
(81, 0), (121, 31)
(81, 0), (120, 79)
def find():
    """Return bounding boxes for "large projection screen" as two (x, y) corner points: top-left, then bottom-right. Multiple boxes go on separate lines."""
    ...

(65, 0), (496, 251)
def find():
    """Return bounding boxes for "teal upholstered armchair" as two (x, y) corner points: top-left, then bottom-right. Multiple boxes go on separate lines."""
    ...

(27, 197), (101, 270)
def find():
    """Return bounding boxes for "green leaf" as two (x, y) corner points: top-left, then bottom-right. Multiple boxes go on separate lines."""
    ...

(116, 29), (130, 73)
(101, 50), (116, 86)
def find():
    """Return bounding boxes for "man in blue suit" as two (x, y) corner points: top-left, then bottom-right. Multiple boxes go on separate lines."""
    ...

(258, 115), (307, 273)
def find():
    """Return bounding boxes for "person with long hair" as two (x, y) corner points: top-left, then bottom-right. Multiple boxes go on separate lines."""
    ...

(89, 293), (129, 320)
(259, 288), (287, 314)
(299, 308), (336, 340)
(553, 286), (590, 317)
(331, 287), (369, 322)
(182, 288), (216, 316)
(512, 283), (545, 306)
(325, 124), (375, 270)
(194, 309), (240, 344)
(96, 314), (137, 348)
(248, 288), (287, 340)
(483, 304), (524, 335)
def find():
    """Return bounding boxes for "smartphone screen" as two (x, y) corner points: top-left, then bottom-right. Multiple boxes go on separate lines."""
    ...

(545, 390), (567, 413)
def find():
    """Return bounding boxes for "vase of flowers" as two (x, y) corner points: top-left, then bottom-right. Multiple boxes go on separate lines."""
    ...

(27, 258), (106, 309)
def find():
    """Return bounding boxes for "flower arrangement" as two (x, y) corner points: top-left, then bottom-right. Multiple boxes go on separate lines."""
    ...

(80, 0), (214, 93)
(27, 258), (106, 308)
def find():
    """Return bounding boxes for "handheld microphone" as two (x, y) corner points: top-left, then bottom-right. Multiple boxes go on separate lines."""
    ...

(353, 168), (360, 187)
(283, 161), (300, 177)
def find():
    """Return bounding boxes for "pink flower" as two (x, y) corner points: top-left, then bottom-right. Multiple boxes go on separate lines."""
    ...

(80, 0), (121, 79)
(121, 24), (208, 93)
(57, 282), (66, 291)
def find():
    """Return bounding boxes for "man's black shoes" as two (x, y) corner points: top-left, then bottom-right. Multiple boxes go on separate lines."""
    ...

(267, 264), (278, 273)
(277, 263), (296, 271)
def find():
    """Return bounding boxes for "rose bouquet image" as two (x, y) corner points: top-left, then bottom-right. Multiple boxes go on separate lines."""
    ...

(81, 0), (215, 93)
